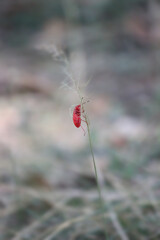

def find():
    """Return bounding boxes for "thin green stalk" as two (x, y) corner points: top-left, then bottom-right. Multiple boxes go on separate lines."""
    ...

(86, 122), (108, 240)
(87, 123), (103, 206)
(80, 96), (104, 207)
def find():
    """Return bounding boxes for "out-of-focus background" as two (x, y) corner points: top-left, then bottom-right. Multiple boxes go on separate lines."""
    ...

(1, 0), (160, 239)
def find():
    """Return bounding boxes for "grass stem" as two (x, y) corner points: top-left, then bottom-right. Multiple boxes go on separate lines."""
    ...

(87, 124), (103, 207)
(85, 117), (108, 239)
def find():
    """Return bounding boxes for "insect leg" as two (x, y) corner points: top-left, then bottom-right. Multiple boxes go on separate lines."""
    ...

(81, 124), (86, 136)
(81, 119), (87, 124)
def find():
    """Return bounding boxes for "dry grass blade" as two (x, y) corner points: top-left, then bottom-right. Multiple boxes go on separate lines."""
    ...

(11, 208), (56, 240)
(109, 211), (129, 240)
(106, 173), (144, 219)
(43, 212), (103, 240)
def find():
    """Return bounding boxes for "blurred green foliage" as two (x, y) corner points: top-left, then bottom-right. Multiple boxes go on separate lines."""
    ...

(103, 0), (148, 21)
(0, 0), (65, 46)
(0, 0), (150, 46)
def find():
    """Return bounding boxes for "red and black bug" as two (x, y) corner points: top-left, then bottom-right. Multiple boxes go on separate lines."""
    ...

(73, 104), (81, 128)
(72, 99), (89, 135)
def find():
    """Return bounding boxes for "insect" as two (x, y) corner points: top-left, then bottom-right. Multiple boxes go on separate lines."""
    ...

(73, 104), (82, 128)
(72, 98), (89, 135)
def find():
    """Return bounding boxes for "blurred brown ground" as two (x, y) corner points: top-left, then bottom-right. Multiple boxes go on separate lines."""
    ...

(1, 1), (160, 239)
